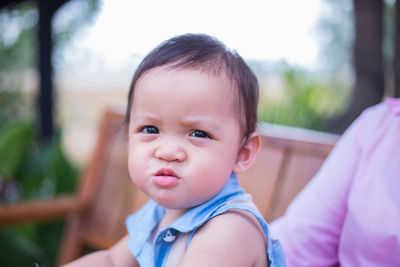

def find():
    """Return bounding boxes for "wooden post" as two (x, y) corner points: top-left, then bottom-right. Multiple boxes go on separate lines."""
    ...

(38, 0), (54, 141)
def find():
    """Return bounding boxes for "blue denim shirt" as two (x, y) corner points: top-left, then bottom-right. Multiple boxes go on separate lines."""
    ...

(126, 173), (286, 267)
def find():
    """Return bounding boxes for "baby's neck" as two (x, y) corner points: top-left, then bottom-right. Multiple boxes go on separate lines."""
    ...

(158, 208), (187, 231)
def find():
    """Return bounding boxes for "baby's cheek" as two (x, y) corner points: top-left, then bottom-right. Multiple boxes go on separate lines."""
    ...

(127, 162), (135, 182)
(127, 153), (138, 180)
(128, 165), (144, 190)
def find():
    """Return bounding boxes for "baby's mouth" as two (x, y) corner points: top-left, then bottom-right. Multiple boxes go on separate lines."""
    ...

(155, 168), (178, 178)
(153, 168), (179, 187)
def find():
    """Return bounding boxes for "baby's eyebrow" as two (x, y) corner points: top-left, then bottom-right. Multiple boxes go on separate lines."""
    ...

(181, 116), (220, 131)
(131, 113), (160, 124)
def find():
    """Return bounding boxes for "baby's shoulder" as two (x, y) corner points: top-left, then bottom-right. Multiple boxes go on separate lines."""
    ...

(180, 210), (268, 266)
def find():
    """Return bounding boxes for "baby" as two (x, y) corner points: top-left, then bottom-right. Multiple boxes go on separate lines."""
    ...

(63, 33), (285, 267)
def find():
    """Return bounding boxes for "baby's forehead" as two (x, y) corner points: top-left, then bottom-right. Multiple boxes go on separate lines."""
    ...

(136, 65), (241, 114)
(140, 65), (237, 95)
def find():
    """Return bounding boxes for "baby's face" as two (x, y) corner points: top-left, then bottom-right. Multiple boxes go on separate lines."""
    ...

(127, 67), (243, 213)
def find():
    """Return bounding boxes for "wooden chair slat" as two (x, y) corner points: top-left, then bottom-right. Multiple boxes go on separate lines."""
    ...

(0, 195), (83, 226)
(267, 151), (328, 221)
(238, 145), (285, 219)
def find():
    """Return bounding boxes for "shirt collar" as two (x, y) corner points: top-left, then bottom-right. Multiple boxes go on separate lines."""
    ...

(161, 172), (244, 234)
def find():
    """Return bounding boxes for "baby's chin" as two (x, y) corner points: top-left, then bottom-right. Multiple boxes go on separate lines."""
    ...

(158, 201), (197, 211)
(154, 196), (207, 212)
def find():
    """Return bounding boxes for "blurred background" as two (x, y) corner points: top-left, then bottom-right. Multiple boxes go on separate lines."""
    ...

(0, 0), (399, 266)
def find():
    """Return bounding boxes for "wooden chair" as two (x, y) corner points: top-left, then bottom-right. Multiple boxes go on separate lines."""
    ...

(0, 109), (339, 265)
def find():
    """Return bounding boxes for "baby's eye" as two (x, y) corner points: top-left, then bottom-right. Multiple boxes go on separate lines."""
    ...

(139, 125), (159, 134)
(190, 129), (212, 139)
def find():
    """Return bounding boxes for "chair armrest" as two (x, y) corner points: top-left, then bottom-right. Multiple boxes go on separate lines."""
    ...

(0, 195), (87, 226)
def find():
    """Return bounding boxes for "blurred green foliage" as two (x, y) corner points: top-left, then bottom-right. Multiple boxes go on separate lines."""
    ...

(258, 65), (349, 131)
(53, 0), (101, 66)
(316, 0), (353, 74)
(0, 120), (78, 203)
(0, 1), (37, 72)
(0, 88), (31, 127)
(0, 119), (78, 267)
(0, 222), (65, 267)
(0, 1), (37, 127)
(0, 1), (99, 266)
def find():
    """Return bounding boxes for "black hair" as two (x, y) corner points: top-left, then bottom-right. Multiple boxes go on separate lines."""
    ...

(125, 33), (259, 141)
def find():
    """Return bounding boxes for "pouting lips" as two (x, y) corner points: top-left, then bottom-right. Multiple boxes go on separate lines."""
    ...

(153, 168), (179, 187)
(155, 168), (179, 178)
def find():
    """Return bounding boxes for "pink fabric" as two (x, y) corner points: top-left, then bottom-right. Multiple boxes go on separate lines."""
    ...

(271, 98), (400, 266)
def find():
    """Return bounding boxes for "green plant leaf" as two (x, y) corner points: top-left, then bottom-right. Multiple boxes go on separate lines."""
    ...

(0, 120), (35, 180)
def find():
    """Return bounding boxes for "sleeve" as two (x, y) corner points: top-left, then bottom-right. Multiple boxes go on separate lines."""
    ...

(270, 113), (367, 266)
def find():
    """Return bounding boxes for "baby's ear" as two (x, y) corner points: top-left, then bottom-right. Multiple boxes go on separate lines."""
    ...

(233, 132), (261, 173)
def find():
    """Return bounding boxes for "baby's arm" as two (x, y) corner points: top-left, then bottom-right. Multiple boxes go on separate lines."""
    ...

(179, 210), (268, 267)
(61, 235), (138, 267)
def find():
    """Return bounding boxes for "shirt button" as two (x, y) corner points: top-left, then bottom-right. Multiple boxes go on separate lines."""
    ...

(163, 229), (176, 242)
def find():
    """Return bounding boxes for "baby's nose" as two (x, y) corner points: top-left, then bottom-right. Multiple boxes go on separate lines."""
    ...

(155, 145), (186, 162)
